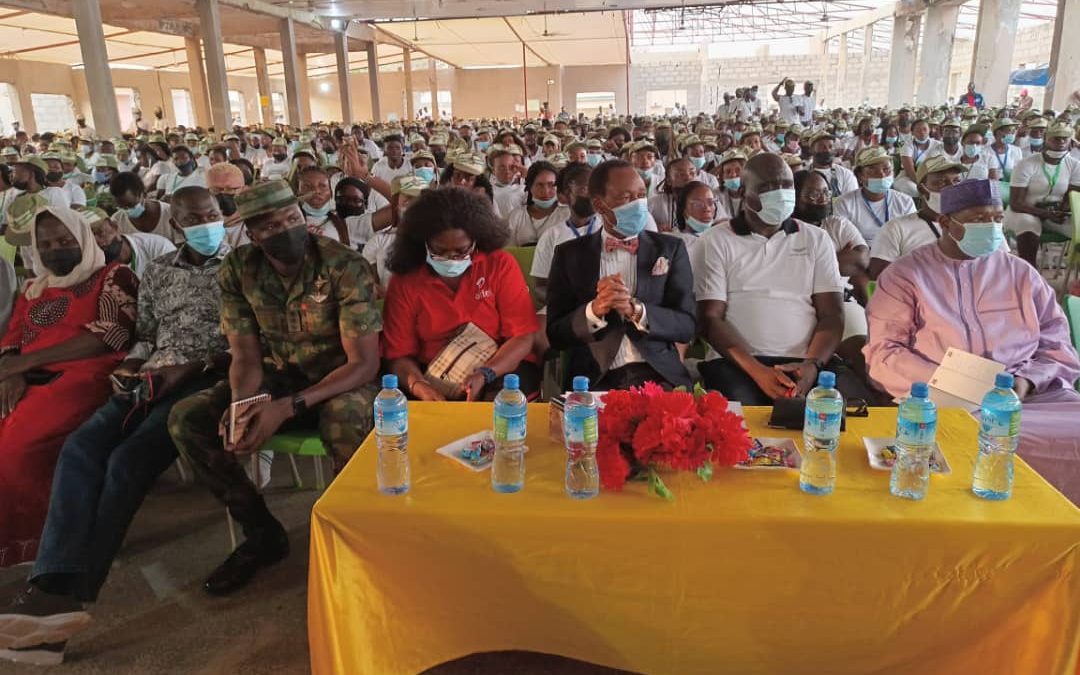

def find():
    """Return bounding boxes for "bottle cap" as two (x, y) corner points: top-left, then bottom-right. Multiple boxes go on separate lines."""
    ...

(572, 376), (590, 392)
(911, 382), (929, 398)
(382, 374), (398, 389)
(817, 370), (836, 388)
(994, 372), (1014, 389)
(504, 374), (520, 390)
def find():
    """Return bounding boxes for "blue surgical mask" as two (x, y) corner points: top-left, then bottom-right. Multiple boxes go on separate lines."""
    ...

(183, 219), (226, 256)
(867, 176), (894, 195)
(636, 168), (651, 184)
(586, 154), (602, 167)
(963, 144), (981, 158)
(93, 170), (109, 184)
(733, 131), (743, 142)
(533, 195), (557, 209)
(611, 198), (649, 238)
(776, 134), (786, 145)
(1029, 137), (1044, 148)
(302, 201), (333, 219)
(125, 202), (146, 218)
(476, 141), (491, 152)
(1002, 133), (1016, 145)
(426, 249), (472, 277)
(751, 188), (796, 226)
(724, 177), (742, 191)
(414, 166), (435, 183)
(885, 136), (898, 145)
(689, 156), (706, 169)
(686, 215), (712, 233)
(952, 222), (1004, 258)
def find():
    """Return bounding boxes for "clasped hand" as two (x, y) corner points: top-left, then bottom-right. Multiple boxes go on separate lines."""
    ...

(592, 274), (636, 320)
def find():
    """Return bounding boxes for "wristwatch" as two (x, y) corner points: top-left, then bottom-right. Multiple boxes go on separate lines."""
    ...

(478, 366), (497, 386)
(630, 299), (644, 324)
(291, 393), (307, 417)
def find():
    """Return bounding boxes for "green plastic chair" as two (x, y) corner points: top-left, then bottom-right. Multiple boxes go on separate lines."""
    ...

(1067, 296), (1080, 392)
(505, 245), (540, 310)
(226, 432), (330, 550)
(866, 280), (876, 299)
(1063, 192), (1080, 288)
(997, 181), (1011, 209)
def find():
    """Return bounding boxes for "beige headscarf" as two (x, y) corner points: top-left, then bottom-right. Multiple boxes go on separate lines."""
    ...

(25, 206), (105, 300)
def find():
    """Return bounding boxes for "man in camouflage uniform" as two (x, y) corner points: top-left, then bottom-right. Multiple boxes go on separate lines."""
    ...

(168, 179), (381, 596)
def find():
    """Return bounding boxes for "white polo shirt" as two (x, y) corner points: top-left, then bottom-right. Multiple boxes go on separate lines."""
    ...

(870, 212), (941, 264)
(530, 215), (600, 281)
(832, 188), (916, 244)
(899, 139), (943, 167)
(1008, 153), (1080, 208)
(122, 232), (177, 279)
(981, 144), (1022, 180)
(813, 163), (859, 198)
(692, 216), (844, 359)
(507, 203), (570, 246)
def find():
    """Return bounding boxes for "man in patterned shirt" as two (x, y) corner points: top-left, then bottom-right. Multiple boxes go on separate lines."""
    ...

(168, 179), (382, 596)
(0, 186), (231, 662)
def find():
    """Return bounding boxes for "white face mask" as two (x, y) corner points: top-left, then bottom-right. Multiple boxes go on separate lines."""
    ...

(926, 191), (942, 214)
(751, 188), (796, 226)
(1045, 149), (1068, 160)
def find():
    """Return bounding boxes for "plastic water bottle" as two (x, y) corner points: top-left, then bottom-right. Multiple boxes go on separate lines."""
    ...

(800, 371), (843, 495)
(374, 374), (410, 495)
(492, 374), (528, 493)
(973, 372), (1021, 500)
(890, 382), (937, 500)
(564, 376), (599, 499)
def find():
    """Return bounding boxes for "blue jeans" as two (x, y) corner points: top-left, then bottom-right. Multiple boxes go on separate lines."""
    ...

(30, 373), (220, 602)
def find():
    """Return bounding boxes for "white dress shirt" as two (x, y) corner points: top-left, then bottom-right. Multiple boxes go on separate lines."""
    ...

(585, 229), (650, 371)
(832, 189), (916, 244)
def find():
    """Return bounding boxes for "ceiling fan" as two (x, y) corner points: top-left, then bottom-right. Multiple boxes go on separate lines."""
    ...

(539, 13), (570, 38)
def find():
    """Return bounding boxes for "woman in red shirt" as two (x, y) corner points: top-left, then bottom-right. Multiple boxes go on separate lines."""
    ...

(382, 187), (540, 401)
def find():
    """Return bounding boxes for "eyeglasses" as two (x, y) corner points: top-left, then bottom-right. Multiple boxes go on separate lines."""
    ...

(687, 199), (717, 210)
(427, 242), (475, 261)
(802, 190), (831, 202)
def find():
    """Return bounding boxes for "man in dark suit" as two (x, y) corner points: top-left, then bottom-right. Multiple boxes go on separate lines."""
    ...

(546, 159), (696, 390)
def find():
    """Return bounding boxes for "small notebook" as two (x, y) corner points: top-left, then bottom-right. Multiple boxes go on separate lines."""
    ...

(228, 393), (271, 445)
(927, 348), (1005, 410)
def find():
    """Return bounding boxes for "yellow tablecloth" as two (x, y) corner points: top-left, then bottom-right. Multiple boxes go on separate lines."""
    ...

(308, 404), (1080, 675)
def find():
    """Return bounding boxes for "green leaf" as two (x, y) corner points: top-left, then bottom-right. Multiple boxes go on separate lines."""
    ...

(696, 461), (713, 482)
(648, 469), (676, 502)
(693, 381), (707, 398)
(673, 385), (688, 393)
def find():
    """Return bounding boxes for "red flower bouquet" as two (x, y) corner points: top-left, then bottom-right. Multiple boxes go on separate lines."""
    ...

(597, 382), (753, 500)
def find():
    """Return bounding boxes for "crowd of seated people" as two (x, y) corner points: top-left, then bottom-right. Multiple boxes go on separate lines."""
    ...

(0, 98), (1077, 665)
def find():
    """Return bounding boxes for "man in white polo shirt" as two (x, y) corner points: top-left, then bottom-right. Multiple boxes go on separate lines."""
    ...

(807, 131), (858, 199)
(869, 154), (966, 279)
(693, 153), (846, 405)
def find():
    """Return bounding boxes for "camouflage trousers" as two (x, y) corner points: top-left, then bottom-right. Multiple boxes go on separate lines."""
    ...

(167, 374), (376, 540)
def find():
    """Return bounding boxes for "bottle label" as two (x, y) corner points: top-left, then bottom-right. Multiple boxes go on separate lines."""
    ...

(494, 413), (527, 442)
(565, 410), (598, 444)
(376, 408), (408, 435)
(804, 407), (841, 440)
(897, 417), (936, 445)
(981, 408), (1020, 437)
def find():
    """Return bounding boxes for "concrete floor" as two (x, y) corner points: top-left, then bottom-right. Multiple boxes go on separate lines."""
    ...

(0, 460), (632, 675)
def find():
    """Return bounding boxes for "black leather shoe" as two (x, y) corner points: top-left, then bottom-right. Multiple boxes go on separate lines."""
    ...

(204, 528), (289, 596)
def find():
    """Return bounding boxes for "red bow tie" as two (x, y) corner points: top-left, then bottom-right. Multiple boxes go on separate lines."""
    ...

(604, 236), (639, 254)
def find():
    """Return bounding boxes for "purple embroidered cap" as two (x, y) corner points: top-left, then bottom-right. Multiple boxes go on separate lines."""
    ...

(939, 179), (1002, 216)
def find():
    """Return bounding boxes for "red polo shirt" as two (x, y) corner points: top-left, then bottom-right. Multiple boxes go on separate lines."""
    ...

(382, 249), (539, 364)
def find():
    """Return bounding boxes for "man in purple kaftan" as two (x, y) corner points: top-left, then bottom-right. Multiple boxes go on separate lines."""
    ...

(865, 179), (1080, 504)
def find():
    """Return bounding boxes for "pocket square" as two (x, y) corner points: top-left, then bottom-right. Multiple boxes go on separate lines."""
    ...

(651, 257), (670, 276)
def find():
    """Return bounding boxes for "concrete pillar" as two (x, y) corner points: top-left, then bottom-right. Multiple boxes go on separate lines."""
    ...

(366, 41), (382, 122)
(969, 0), (1021, 108)
(195, 0), (232, 133)
(279, 17), (304, 127)
(836, 32), (849, 109)
(403, 50), (415, 120)
(917, 3), (959, 106)
(333, 32), (354, 125)
(1045, 0), (1080, 110)
(254, 47), (273, 126)
(428, 58), (439, 121)
(860, 23), (874, 107)
(888, 13), (920, 108)
(72, 0), (122, 138)
(184, 37), (212, 128)
(297, 53), (312, 124)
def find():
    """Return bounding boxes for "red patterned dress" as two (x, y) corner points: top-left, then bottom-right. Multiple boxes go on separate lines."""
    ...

(0, 262), (137, 567)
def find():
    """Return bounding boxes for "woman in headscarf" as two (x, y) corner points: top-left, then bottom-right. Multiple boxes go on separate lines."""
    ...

(0, 206), (137, 567)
